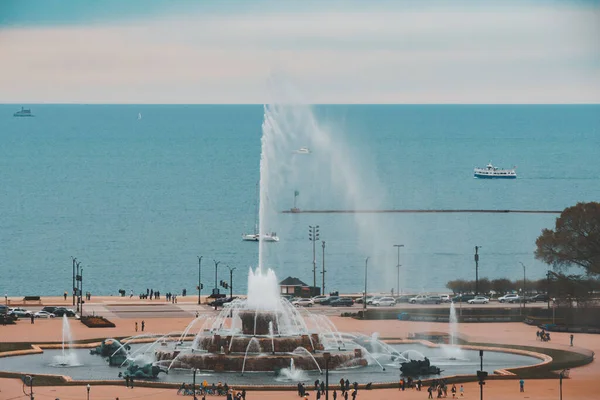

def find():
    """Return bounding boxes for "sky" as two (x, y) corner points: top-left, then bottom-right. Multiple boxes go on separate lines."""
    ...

(0, 0), (599, 104)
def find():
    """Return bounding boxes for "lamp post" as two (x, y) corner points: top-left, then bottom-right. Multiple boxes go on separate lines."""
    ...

(75, 261), (82, 312)
(213, 260), (221, 294)
(559, 368), (570, 400)
(71, 257), (77, 306)
(547, 270), (551, 309)
(363, 257), (370, 313)
(321, 241), (326, 295)
(552, 298), (556, 324)
(520, 262), (527, 311)
(193, 367), (198, 400)
(80, 267), (84, 317)
(87, 383), (90, 400)
(474, 246), (481, 295)
(227, 266), (237, 298)
(323, 352), (331, 400)
(393, 244), (404, 297)
(197, 256), (203, 305)
(309, 225), (320, 294)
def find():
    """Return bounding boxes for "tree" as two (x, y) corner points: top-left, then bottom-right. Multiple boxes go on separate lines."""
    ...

(491, 278), (514, 294)
(535, 202), (600, 276)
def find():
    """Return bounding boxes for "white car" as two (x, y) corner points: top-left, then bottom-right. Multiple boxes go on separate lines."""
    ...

(34, 311), (55, 318)
(9, 308), (33, 318)
(372, 297), (396, 307)
(498, 294), (520, 303)
(439, 295), (451, 303)
(311, 295), (328, 304)
(292, 298), (314, 307)
(468, 296), (489, 304)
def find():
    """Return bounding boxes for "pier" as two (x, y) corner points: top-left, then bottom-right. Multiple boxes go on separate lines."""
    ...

(282, 208), (562, 214)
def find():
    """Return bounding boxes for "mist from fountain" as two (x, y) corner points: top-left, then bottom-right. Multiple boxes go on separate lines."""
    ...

(51, 315), (80, 367)
(277, 358), (308, 382)
(442, 302), (467, 360)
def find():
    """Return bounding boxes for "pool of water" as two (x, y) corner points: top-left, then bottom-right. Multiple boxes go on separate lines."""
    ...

(0, 344), (540, 385)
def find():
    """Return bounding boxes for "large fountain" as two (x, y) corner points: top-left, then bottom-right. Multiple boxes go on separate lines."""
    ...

(153, 267), (368, 373)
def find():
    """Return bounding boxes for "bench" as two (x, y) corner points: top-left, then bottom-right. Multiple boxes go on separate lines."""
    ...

(23, 296), (41, 304)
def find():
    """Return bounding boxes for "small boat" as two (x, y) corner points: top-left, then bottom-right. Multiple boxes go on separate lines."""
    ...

(13, 107), (34, 117)
(242, 232), (280, 242)
(294, 147), (310, 154)
(474, 163), (516, 179)
(242, 182), (279, 242)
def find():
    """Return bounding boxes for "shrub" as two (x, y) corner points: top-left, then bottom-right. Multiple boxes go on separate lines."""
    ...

(80, 315), (115, 328)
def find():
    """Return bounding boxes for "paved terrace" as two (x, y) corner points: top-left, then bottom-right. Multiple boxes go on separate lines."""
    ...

(0, 296), (597, 399)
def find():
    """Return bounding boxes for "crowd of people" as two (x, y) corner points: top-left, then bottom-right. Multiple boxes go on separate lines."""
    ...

(177, 381), (245, 399)
(296, 378), (360, 400)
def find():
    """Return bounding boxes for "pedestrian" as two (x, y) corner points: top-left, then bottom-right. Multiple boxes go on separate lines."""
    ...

(345, 379), (350, 392)
(315, 379), (320, 392)
(241, 389), (246, 400)
(135, 322), (138, 332)
(298, 382), (303, 397)
(427, 385), (433, 399)
(333, 390), (337, 400)
(64, 291), (67, 300)
(141, 320), (145, 332)
(316, 390), (321, 400)
(451, 384), (456, 398)
(125, 375), (130, 388)
(196, 311), (199, 318)
(570, 334), (574, 346)
(519, 379), (524, 392)
(344, 391), (348, 400)
(417, 379), (422, 391)
(130, 289), (133, 298)
(351, 389), (356, 400)
(340, 378), (345, 392)
(31, 314), (35, 324)
(320, 381), (325, 395)
(459, 385), (464, 397)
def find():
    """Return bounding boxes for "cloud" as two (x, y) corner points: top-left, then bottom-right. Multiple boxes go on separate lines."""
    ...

(0, 2), (598, 103)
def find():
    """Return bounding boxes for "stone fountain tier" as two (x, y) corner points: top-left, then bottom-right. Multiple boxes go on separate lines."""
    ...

(156, 350), (366, 372)
(195, 334), (324, 353)
(239, 310), (280, 335)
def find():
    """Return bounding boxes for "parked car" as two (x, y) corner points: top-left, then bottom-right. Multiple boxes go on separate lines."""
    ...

(526, 293), (549, 303)
(467, 296), (490, 304)
(409, 295), (441, 304)
(439, 295), (452, 303)
(330, 297), (354, 307)
(498, 294), (520, 303)
(451, 294), (476, 303)
(395, 295), (414, 303)
(34, 311), (55, 318)
(367, 297), (382, 305)
(53, 308), (77, 317)
(292, 298), (315, 307)
(9, 308), (33, 318)
(372, 297), (396, 307)
(311, 295), (329, 304)
(41, 306), (58, 314)
(320, 296), (340, 306)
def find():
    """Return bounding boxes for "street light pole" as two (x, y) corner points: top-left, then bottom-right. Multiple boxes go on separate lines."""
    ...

(363, 257), (370, 313)
(80, 267), (84, 317)
(520, 262), (527, 311)
(309, 225), (320, 294)
(474, 246), (481, 295)
(228, 266), (237, 298)
(71, 257), (77, 306)
(75, 261), (82, 312)
(324, 352), (331, 400)
(213, 260), (221, 294)
(394, 244), (404, 297)
(321, 241), (326, 295)
(197, 256), (203, 305)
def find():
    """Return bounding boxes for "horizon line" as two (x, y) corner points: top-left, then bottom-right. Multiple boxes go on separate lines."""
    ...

(2, 102), (600, 106)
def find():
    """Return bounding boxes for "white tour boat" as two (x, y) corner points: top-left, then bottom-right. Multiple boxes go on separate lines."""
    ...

(294, 147), (311, 154)
(474, 163), (517, 179)
(242, 182), (279, 242)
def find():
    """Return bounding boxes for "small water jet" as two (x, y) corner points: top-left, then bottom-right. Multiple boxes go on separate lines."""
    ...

(276, 358), (308, 382)
(51, 315), (80, 367)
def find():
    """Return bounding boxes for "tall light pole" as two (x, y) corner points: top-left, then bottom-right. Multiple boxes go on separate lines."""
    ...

(363, 257), (370, 312)
(75, 261), (82, 312)
(394, 244), (404, 297)
(213, 260), (221, 294)
(321, 241), (326, 295)
(80, 267), (84, 317)
(227, 266), (237, 298)
(71, 257), (77, 306)
(309, 225), (320, 294)
(474, 246), (481, 295)
(197, 256), (203, 304)
(520, 262), (527, 311)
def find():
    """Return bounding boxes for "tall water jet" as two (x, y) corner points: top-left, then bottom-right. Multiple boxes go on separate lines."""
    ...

(257, 83), (398, 288)
(52, 315), (80, 367)
(449, 302), (458, 346)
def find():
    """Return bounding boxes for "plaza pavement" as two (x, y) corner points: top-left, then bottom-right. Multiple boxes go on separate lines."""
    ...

(0, 296), (597, 399)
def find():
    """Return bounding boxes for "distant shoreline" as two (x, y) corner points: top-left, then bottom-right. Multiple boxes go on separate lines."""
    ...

(283, 209), (562, 214)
